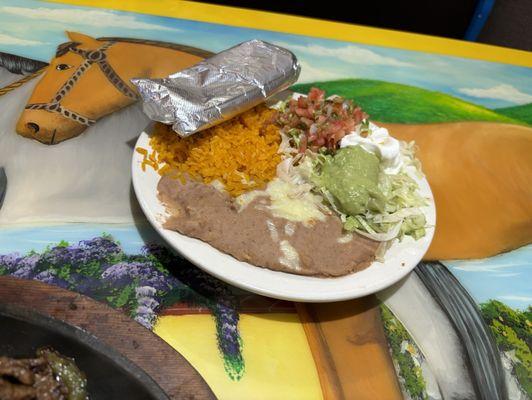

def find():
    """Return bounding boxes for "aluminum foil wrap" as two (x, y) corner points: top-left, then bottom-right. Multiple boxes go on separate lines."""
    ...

(131, 39), (300, 137)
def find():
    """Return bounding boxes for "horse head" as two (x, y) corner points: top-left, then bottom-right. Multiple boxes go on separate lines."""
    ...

(16, 32), (207, 144)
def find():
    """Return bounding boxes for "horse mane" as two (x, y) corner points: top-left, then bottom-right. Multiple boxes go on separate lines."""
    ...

(97, 37), (214, 58)
(55, 41), (79, 57)
(0, 52), (48, 75)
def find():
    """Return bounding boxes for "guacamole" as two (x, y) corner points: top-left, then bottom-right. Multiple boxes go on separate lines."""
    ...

(318, 146), (385, 216)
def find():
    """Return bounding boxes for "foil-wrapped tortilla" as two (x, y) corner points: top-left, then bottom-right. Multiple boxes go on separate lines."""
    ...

(131, 39), (300, 137)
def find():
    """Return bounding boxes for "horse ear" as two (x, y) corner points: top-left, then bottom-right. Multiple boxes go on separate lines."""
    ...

(66, 32), (100, 47)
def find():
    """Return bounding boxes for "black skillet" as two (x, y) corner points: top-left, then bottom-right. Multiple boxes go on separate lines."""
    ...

(0, 276), (215, 400)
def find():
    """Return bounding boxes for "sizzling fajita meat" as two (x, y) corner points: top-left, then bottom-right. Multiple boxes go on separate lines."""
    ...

(0, 349), (87, 400)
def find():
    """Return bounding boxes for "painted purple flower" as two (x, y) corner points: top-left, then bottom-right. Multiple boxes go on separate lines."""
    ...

(102, 261), (178, 294)
(33, 270), (69, 289)
(80, 237), (121, 255)
(132, 286), (163, 329)
(11, 255), (40, 279)
(43, 237), (121, 266)
(139, 272), (179, 292)
(137, 296), (159, 310)
(0, 253), (22, 272)
(102, 261), (151, 284)
(214, 301), (242, 360)
(136, 305), (156, 315)
(135, 313), (155, 329)
(135, 286), (157, 297)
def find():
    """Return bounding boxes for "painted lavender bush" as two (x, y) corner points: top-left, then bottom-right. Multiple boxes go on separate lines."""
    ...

(0, 235), (245, 380)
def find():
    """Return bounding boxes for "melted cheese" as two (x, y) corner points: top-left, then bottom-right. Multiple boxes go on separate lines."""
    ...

(279, 240), (300, 271)
(266, 179), (326, 223)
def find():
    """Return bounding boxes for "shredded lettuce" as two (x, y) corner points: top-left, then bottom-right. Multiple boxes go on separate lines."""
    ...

(275, 116), (428, 242)
(271, 99), (289, 112)
(287, 128), (302, 148)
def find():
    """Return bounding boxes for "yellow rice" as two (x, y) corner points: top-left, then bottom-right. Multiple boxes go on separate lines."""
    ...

(138, 105), (281, 196)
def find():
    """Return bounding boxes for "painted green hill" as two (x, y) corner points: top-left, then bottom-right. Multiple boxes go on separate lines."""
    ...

(495, 103), (532, 125)
(292, 79), (526, 125)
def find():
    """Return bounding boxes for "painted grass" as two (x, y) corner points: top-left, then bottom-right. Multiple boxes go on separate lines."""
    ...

(292, 79), (525, 125)
(495, 103), (532, 125)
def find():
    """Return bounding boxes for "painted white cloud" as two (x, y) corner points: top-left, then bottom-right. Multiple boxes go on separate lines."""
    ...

(493, 272), (520, 278)
(498, 295), (532, 303)
(0, 6), (181, 32)
(297, 60), (346, 83)
(458, 84), (532, 105)
(276, 41), (414, 67)
(450, 260), (529, 273)
(0, 33), (45, 46)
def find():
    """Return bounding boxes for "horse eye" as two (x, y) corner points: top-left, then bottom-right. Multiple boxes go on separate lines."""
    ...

(56, 64), (72, 71)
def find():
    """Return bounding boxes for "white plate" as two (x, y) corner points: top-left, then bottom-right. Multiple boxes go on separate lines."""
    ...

(132, 126), (436, 302)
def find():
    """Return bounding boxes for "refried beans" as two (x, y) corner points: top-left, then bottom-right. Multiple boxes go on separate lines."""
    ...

(158, 176), (379, 277)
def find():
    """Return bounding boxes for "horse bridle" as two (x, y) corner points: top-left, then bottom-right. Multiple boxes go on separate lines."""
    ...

(25, 41), (138, 127)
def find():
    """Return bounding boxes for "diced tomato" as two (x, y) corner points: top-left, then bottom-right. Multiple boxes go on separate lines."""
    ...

(308, 87), (325, 102)
(295, 107), (312, 118)
(278, 88), (368, 153)
(353, 107), (367, 124)
(300, 117), (313, 127)
(299, 135), (308, 153)
(297, 96), (308, 108)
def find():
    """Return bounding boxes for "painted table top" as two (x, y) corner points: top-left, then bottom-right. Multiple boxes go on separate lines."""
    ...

(0, 1), (530, 399)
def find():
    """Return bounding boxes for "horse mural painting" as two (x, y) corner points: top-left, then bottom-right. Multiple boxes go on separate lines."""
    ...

(0, 31), (530, 399)
(16, 32), (211, 144)
(0, 32), (211, 224)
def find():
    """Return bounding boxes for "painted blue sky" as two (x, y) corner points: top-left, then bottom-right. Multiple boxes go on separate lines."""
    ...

(444, 245), (532, 310)
(0, 0), (531, 108)
(0, 222), (162, 255)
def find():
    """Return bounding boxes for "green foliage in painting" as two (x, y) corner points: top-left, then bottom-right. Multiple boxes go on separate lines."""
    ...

(380, 305), (428, 400)
(481, 300), (531, 344)
(55, 264), (71, 281)
(292, 79), (527, 125)
(106, 281), (138, 318)
(0, 237), (245, 381)
(78, 260), (103, 278)
(495, 103), (532, 125)
(480, 300), (532, 396)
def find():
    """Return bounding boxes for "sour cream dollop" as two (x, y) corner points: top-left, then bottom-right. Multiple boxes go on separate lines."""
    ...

(340, 123), (402, 175)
